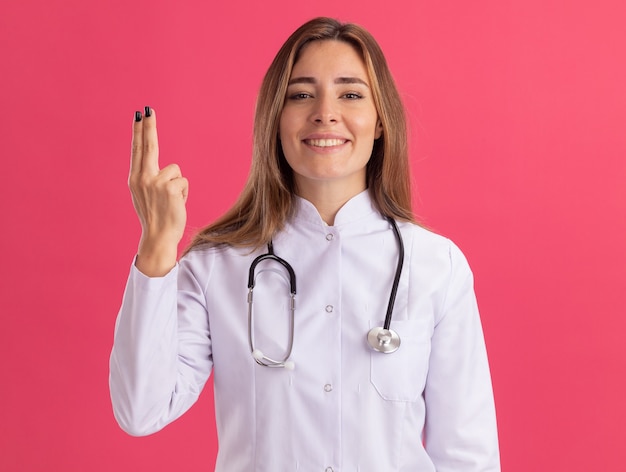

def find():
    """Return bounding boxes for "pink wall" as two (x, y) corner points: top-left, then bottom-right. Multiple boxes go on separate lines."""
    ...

(1, 0), (625, 470)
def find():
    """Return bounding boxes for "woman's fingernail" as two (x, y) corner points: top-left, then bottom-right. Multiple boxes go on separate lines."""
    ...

(144, 106), (152, 117)
(134, 111), (142, 122)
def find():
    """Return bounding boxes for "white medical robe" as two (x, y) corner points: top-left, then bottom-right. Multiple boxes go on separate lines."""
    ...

(110, 190), (500, 471)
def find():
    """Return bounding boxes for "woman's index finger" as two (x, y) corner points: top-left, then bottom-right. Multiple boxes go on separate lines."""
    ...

(130, 111), (144, 177)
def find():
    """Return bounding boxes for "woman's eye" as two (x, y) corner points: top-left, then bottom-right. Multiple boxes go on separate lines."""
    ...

(343, 92), (363, 100)
(288, 92), (312, 100)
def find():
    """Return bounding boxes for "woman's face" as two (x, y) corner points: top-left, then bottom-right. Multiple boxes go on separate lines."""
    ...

(279, 40), (382, 197)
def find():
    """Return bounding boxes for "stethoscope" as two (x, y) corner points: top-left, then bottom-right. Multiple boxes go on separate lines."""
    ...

(247, 217), (404, 369)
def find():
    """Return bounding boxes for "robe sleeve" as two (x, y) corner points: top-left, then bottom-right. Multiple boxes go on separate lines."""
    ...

(109, 251), (214, 436)
(424, 241), (501, 471)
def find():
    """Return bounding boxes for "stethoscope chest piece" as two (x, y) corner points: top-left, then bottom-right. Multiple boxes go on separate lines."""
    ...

(367, 326), (401, 353)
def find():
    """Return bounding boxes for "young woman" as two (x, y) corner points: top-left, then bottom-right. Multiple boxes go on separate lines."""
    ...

(110, 17), (500, 471)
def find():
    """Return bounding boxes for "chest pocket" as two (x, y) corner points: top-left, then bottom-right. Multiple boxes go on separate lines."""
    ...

(369, 319), (431, 402)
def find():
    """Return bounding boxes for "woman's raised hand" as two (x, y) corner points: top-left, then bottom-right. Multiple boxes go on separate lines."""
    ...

(129, 107), (189, 277)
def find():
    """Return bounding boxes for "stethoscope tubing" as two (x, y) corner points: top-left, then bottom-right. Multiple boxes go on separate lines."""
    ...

(247, 241), (297, 295)
(382, 217), (404, 331)
(247, 216), (405, 366)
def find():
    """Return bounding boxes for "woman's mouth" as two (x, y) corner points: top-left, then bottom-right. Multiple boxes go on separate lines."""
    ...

(304, 138), (347, 147)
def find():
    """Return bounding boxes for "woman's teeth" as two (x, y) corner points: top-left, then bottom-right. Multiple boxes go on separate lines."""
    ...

(305, 139), (346, 147)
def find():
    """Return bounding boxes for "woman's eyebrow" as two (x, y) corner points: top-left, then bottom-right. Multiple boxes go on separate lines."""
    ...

(335, 77), (369, 87)
(287, 76), (370, 87)
(288, 77), (316, 85)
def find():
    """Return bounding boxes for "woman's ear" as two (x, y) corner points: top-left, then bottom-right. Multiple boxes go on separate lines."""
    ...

(375, 119), (383, 139)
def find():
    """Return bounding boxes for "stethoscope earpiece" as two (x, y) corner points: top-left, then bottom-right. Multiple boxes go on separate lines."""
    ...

(251, 349), (265, 361)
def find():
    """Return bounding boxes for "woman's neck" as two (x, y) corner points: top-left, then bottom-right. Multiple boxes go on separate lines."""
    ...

(295, 179), (367, 225)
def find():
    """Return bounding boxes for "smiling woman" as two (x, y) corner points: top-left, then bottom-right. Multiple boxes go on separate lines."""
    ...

(279, 40), (383, 222)
(110, 16), (500, 471)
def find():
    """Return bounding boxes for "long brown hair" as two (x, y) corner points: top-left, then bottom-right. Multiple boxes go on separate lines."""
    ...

(185, 17), (413, 253)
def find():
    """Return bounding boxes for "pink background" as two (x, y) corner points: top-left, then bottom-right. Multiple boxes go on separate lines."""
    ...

(1, 0), (625, 470)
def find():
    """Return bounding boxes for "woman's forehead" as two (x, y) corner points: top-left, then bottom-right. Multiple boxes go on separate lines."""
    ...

(290, 40), (368, 80)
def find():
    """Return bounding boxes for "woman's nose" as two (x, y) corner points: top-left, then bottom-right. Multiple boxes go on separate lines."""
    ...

(311, 94), (338, 125)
